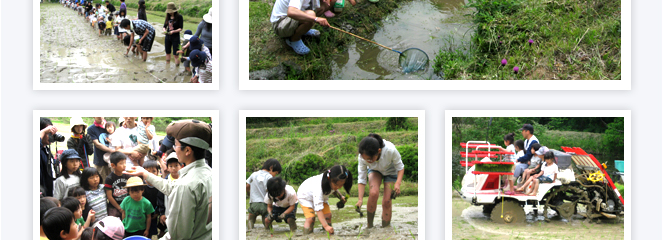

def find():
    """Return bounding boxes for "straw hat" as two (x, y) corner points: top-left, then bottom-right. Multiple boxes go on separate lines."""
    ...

(203, 8), (213, 24)
(70, 117), (88, 132)
(125, 176), (146, 188)
(165, 2), (177, 14)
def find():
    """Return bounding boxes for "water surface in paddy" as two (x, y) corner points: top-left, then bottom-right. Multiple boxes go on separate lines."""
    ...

(331, 0), (471, 80)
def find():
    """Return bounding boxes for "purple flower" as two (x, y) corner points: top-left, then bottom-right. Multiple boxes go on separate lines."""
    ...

(514, 66), (520, 74)
(498, 35), (501, 39)
(499, 41), (503, 44)
(501, 59), (507, 66)
(528, 39), (533, 46)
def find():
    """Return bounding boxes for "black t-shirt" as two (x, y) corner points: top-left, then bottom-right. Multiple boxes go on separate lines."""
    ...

(104, 172), (130, 207)
(163, 14), (184, 38)
(143, 185), (164, 215)
(106, 3), (116, 13)
(87, 125), (108, 166)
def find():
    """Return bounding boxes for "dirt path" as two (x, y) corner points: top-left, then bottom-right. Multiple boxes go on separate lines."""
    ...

(452, 194), (624, 240)
(246, 204), (419, 239)
(40, 4), (190, 83)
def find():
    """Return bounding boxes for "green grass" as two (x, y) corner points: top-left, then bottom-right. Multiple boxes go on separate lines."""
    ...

(433, 0), (621, 80)
(249, 0), (415, 79)
(92, 0), (211, 19)
(246, 118), (417, 140)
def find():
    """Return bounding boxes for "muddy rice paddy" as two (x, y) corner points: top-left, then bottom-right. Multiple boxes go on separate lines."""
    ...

(40, 4), (191, 83)
(452, 193), (624, 240)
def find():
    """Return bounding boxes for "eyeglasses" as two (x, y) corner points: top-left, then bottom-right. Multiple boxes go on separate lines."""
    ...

(173, 145), (183, 149)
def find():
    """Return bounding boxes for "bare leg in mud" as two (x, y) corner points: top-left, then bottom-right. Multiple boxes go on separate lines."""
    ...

(366, 172), (383, 228)
(303, 217), (315, 234)
(247, 213), (257, 229)
(290, 10), (316, 42)
(382, 182), (393, 227)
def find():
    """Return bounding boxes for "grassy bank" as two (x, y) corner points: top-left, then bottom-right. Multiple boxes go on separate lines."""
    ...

(94, 0), (211, 18)
(433, 0), (621, 79)
(246, 117), (419, 194)
(249, 0), (414, 79)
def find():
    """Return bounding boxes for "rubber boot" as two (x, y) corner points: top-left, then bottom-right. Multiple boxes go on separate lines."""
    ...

(287, 218), (297, 232)
(382, 220), (391, 228)
(367, 211), (375, 228)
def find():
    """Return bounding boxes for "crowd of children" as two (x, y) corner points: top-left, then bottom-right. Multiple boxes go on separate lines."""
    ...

(40, 118), (213, 240)
(247, 133), (407, 235)
(496, 124), (560, 196)
(57, 1), (213, 83)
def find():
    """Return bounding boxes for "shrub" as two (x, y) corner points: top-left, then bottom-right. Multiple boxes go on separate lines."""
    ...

(396, 144), (418, 182)
(282, 154), (330, 185)
(386, 117), (409, 131)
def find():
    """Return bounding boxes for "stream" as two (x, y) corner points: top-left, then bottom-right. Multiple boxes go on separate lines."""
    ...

(330, 0), (471, 80)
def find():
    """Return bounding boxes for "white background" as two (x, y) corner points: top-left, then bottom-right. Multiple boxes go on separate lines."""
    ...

(2, 0), (661, 239)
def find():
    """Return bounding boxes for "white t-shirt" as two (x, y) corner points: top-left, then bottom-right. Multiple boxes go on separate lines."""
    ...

(504, 144), (516, 162)
(357, 139), (405, 185)
(541, 162), (559, 179)
(246, 170), (273, 203)
(270, 0), (313, 23)
(297, 174), (331, 211)
(112, 126), (140, 150)
(515, 150), (525, 158)
(264, 185), (298, 208)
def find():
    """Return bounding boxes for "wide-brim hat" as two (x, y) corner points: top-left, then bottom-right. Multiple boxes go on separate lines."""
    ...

(94, 217), (124, 240)
(203, 8), (213, 23)
(70, 117), (88, 132)
(125, 176), (146, 188)
(165, 2), (177, 14)
(166, 119), (212, 150)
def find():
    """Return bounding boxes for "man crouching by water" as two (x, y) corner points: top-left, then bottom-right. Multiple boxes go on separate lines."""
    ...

(269, 0), (339, 55)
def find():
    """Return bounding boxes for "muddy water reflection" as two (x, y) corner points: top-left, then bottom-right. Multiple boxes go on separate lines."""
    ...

(40, 4), (191, 83)
(331, 0), (470, 80)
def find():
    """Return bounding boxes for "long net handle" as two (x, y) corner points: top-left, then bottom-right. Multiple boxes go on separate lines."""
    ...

(328, 25), (393, 51)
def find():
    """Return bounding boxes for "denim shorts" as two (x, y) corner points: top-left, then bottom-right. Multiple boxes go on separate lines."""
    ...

(538, 176), (553, 183)
(368, 169), (398, 182)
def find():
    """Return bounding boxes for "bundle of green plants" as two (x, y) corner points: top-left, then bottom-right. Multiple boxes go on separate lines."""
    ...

(474, 163), (512, 173)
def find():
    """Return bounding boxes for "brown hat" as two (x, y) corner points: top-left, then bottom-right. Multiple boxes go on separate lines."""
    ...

(165, 2), (177, 14)
(166, 119), (212, 150)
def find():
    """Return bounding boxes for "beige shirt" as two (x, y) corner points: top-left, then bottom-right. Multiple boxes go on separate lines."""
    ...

(146, 159), (212, 240)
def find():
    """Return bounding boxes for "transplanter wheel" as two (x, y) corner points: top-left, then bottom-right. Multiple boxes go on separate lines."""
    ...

(491, 201), (526, 224)
(556, 202), (576, 220)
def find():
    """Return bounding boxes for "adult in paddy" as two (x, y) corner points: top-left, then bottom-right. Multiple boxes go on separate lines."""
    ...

(355, 133), (405, 228)
(126, 119), (212, 239)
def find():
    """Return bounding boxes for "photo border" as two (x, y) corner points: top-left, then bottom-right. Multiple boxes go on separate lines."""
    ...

(239, 1), (630, 90)
(33, 110), (220, 239)
(239, 110), (426, 239)
(33, 1), (219, 90)
(444, 110), (631, 239)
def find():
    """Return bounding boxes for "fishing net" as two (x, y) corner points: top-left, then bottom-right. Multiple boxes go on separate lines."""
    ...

(398, 48), (429, 73)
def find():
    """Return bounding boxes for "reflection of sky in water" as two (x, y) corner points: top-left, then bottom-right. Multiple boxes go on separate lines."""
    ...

(331, 0), (471, 80)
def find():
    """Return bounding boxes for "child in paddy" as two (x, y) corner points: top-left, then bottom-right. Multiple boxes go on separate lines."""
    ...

(61, 197), (96, 237)
(105, 15), (114, 36)
(81, 167), (108, 224)
(120, 177), (155, 237)
(42, 207), (79, 240)
(53, 149), (83, 200)
(298, 165), (352, 235)
(264, 177), (298, 232)
(105, 152), (130, 219)
(246, 158), (282, 229)
(356, 133), (404, 228)
(142, 160), (165, 239)
(517, 151), (558, 195)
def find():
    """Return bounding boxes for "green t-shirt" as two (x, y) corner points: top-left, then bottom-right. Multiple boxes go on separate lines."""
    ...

(75, 217), (85, 226)
(120, 196), (155, 232)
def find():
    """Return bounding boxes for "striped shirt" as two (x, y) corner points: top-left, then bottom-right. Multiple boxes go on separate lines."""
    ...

(86, 185), (108, 224)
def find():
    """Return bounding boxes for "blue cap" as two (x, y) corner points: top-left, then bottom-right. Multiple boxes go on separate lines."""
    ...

(59, 149), (82, 160)
(189, 50), (208, 67)
(189, 36), (202, 51)
(184, 30), (192, 35)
